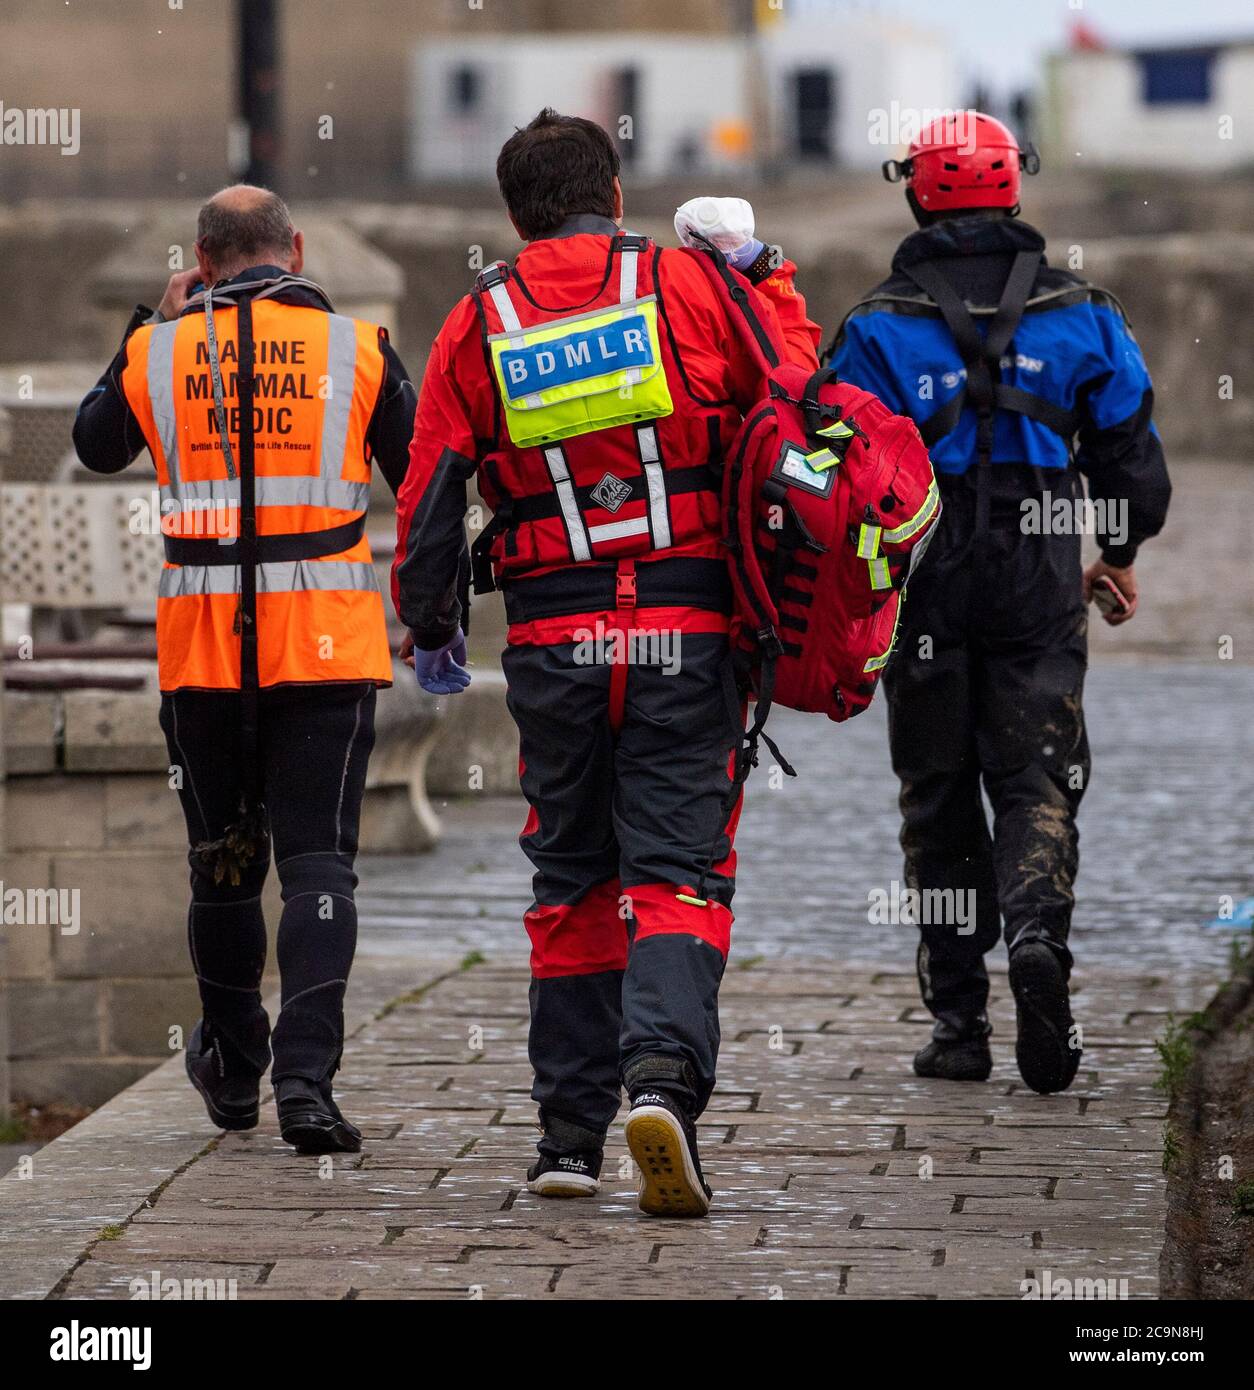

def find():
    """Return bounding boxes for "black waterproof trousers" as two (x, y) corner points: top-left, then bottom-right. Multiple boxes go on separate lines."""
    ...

(158, 682), (376, 1082)
(882, 477), (1090, 1038)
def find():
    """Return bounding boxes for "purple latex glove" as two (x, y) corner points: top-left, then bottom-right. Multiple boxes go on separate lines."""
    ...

(412, 628), (471, 695)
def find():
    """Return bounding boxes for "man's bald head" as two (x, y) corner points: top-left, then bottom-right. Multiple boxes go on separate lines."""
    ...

(195, 185), (298, 282)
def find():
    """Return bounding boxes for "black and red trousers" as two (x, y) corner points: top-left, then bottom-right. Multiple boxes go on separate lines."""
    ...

(500, 555), (744, 1151)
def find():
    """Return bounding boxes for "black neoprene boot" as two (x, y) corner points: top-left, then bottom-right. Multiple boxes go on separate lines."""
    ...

(913, 1013), (993, 1081)
(1008, 940), (1082, 1094)
(274, 1076), (362, 1154)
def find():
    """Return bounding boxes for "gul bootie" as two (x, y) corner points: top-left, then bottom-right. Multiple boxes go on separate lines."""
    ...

(1008, 941), (1082, 1095)
(527, 1112), (603, 1197)
(185, 1017), (268, 1132)
(526, 1150), (603, 1198)
(624, 1089), (712, 1218)
(274, 1076), (362, 1155)
(913, 1014), (993, 1082)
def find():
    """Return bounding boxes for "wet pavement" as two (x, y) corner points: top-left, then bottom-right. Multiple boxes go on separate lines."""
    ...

(359, 660), (1254, 976)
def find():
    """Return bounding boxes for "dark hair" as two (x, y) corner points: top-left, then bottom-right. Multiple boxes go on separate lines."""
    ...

(196, 187), (295, 270)
(496, 109), (620, 240)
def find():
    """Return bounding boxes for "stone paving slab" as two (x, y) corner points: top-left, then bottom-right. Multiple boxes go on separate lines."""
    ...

(0, 948), (1223, 1300)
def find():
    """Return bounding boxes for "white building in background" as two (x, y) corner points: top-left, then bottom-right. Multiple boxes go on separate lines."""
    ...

(1045, 37), (1254, 169)
(408, 11), (958, 182)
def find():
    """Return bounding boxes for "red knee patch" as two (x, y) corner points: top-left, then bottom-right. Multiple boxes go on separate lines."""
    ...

(625, 880), (732, 958)
(526, 878), (629, 978)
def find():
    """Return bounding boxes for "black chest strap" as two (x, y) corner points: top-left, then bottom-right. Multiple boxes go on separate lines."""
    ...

(902, 249), (1080, 458)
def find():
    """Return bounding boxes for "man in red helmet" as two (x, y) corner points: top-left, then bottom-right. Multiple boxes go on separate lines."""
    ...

(830, 112), (1170, 1094)
(394, 110), (819, 1214)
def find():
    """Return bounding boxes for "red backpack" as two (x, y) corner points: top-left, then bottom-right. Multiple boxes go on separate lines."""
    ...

(685, 243), (940, 735)
(681, 244), (941, 905)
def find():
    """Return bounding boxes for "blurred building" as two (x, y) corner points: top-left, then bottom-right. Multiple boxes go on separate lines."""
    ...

(0, 0), (954, 198)
(1044, 30), (1254, 169)
(410, 9), (958, 181)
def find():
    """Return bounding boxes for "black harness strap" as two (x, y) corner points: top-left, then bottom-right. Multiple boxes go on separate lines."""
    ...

(235, 294), (262, 806)
(191, 288), (269, 885)
(163, 515), (366, 567)
(902, 249), (1043, 563)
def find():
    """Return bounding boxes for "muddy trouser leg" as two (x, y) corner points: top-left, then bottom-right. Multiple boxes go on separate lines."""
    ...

(159, 691), (272, 1074)
(503, 642), (625, 1155)
(883, 532), (1000, 1037)
(976, 534), (1090, 973)
(262, 683), (377, 1084)
(616, 632), (743, 1118)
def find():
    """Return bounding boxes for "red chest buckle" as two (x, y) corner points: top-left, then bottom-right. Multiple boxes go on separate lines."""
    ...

(616, 563), (637, 610)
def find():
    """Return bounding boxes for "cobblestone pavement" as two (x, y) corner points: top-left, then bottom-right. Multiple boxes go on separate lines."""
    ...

(361, 662), (1252, 976)
(0, 657), (1241, 1299)
(0, 948), (1221, 1300)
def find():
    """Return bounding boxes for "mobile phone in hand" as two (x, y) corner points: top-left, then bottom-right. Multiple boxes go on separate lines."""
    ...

(1091, 574), (1130, 618)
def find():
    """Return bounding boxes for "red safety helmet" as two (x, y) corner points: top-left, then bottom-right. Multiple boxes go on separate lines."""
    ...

(882, 111), (1039, 214)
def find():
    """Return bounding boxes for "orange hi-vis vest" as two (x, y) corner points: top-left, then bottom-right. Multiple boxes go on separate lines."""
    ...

(121, 278), (393, 692)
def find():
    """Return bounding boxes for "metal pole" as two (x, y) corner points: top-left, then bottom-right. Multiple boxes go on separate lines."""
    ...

(237, 0), (281, 191)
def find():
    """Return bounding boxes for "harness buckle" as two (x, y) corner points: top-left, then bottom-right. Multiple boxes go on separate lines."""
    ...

(474, 261), (509, 293)
(615, 565), (638, 610)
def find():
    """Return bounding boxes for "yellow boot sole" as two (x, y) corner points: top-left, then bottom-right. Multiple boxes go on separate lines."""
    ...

(625, 1106), (711, 1218)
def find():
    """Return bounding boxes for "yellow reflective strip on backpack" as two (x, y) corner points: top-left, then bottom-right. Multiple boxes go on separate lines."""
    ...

(856, 523), (881, 560)
(804, 446), (838, 472)
(816, 419), (854, 440)
(868, 555), (892, 590)
(863, 597), (905, 673)
(883, 480), (941, 544)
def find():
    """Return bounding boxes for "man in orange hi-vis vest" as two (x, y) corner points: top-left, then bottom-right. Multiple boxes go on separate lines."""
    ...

(74, 186), (416, 1154)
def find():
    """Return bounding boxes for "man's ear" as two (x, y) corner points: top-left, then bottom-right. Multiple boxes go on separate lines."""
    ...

(613, 177), (624, 224)
(289, 228), (304, 275)
(194, 241), (215, 284)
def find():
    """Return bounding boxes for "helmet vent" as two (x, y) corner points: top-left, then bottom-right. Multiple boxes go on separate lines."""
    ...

(943, 161), (960, 171)
(990, 159), (1005, 170)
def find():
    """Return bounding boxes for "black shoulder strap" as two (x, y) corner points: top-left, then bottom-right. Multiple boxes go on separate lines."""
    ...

(686, 237), (781, 371)
(902, 249), (1043, 460)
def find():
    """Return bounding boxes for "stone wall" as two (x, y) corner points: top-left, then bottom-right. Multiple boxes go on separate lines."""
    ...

(0, 684), (268, 1107)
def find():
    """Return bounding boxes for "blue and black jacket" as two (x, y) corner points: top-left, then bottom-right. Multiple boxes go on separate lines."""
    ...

(828, 216), (1170, 566)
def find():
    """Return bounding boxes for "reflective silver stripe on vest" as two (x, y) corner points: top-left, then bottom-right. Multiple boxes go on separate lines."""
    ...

(635, 424), (671, 551)
(619, 246), (642, 389)
(487, 272), (544, 411)
(158, 560), (380, 599)
(146, 320), (184, 490)
(587, 515), (650, 544)
(319, 313), (359, 483)
(159, 477), (371, 513)
(543, 446), (592, 563)
(151, 306), (369, 517)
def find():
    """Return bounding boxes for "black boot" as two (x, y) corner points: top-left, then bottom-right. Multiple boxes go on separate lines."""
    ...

(274, 1077), (362, 1154)
(913, 1013), (993, 1082)
(185, 1018), (266, 1131)
(1008, 940), (1082, 1094)
(624, 1088), (712, 1218)
(527, 1112), (604, 1197)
